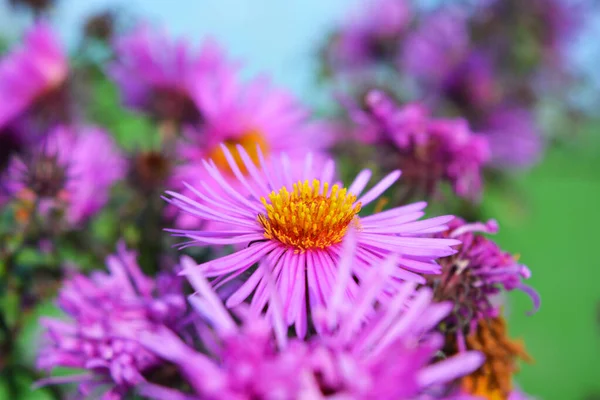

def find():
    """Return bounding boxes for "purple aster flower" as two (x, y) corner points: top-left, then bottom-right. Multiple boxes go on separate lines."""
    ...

(354, 90), (490, 201)
(1, 125), (124, 225)
(401, 8), (470, 87)
(138, 240), (483, 399)
(170, 70), (335, 229)
(36, 242), (187, 399)
(0, 22), (68, 169)
(442, 52), (501, 115)
(109, 24), (234, 124)
(425, 218), (540, 350)
(325, 0), (412, 71)
(481, 107), (544, 170)
(165, 146), (460, 337)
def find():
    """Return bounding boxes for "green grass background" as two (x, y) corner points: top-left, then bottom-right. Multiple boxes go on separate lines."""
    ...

(485, 126), (600, 399)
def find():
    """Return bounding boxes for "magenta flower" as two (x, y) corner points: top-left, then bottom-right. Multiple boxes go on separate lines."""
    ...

(427, 218), (540, 350)
(355, 90), (490, 200)
(169, 72), (334, 229)
(2, 125), (124, 225)
(138, 246), (483, 399)
(0, 22), (67, 128)
(0, 22), (68, 169)
(36, 242), (187, 399)
(109, 24), (234, 124)
(165, 146), (459, 337)
(326, 0), (411, 70)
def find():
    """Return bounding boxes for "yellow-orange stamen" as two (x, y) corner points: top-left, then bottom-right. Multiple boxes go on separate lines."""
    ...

(208, 130), (269, 176)
(257, 179), (361, 252)
(461, 316), (532, 400)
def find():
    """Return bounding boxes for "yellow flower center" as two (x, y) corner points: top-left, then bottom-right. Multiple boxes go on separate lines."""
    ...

(208, 130), (269, 176)
(257, 179), (361, 252)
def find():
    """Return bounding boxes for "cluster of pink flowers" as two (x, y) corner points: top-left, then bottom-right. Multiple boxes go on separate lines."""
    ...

(322, 0), (588, 174)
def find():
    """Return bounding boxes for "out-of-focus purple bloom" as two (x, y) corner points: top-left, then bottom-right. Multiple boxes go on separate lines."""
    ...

(443, 52), (501, 114)
(482, 0), (584, 62)
(401, 9), (470, 87)
(1, 125), (124, 225)
(427, 218), (540, 350)
(326, 0), (411, 71)
(127, 150), (173, 194)
(357, 90), (490, 200)
(0, 22), (68, 169)
(165, 148), (459, 337)
(138, 236), (483, 399)
(36, 242), (186, 399)
(481, 107), (544, 170)
(0, 22), (67, 128)
(109, 25), (234, 124)
(182, 74), (333, 165)
(166, 59), (335, 229)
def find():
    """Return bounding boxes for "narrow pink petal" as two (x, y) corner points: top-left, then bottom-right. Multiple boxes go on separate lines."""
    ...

(418, 352), (484, 387)
(374, 289), (433, 354)
(279, 153), (295, 188)
(278, 251), (294, 318)
(179, 233), (265, 246)
(257, 145), (282, 190)
(356, 281), (417, 355)
(359, 201), (427, 222)
(356, 170), (401, 206)
(302, 153), (313, 181)
(378, 215), (456, 234)
(235, 144), (270, 194)
(224, 266), (265, 308)
(197, 241), (276, 276)
(320, 159), (335, 184)
(202, 159), (261, 211)
(218, 144), (263, 200)
(250, 247), (286, 313)
(306, 251), (326, 311)
(182, 181), (253, 218)
(257, 260), (288, 349)
(181, 256), (236, 333)
(339, 255), (397, 343)
(359, 234), (459, 253)
(328, 229), (357, 325)
(347, 169), (372, 197)
(360, 212), (426, 229)
(286, 252), (304, 324)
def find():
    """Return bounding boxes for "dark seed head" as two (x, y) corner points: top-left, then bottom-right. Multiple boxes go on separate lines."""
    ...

(21, 153), (68, 198)
(128, 151), (172, 193)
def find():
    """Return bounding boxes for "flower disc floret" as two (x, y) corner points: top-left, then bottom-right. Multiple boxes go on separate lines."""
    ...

(258, 179), (361, 251)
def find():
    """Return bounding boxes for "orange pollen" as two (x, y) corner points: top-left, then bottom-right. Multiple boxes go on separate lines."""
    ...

(461, 316), (532, 400)
(257, 179), (361, 252)
(207, 130), (269, 176)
